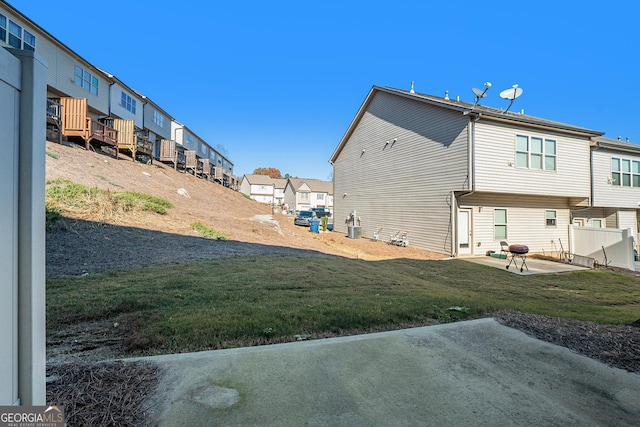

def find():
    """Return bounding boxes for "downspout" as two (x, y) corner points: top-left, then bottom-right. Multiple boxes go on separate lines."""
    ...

(452, 111), (480, 257)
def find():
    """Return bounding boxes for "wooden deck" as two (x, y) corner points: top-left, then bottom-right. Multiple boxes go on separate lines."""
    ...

(158, 139), (185, 169)
(60, 97), (118, 158)
(184, 150), (197, 175)
(199, 159), (210, 179)
(106, 118), (153, 162)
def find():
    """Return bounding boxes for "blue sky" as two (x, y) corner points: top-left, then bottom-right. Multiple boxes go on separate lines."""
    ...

(14, 0), (639, 180)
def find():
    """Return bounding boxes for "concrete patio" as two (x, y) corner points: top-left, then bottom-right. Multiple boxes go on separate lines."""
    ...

(462, 254), (589, 275)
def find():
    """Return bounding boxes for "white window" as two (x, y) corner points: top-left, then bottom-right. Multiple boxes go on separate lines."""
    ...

(153, 110), (165, 128)
(120, 91), (136, 113)
(300, 192), (309, 201)
(494, 209), (507, 240)
(8, 20), (21, 49)
(23, 30), (35, 51)
(611, 157), (638, 187)
(74, 65), (98, 96)
(0, 14), (7, 43)
(592, 219), (603, 228)
(200, 143), (207, 154)
(317, 193), (324, 201)
(515, 134), (556, 171)
(545, 210), (557, 227)
(186, 135), (195, 148)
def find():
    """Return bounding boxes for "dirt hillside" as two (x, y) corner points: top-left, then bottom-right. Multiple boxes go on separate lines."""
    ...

(45, 141), (444, 277)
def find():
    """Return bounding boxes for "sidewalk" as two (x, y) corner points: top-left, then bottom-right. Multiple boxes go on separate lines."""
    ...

(137, 319), (640, 426)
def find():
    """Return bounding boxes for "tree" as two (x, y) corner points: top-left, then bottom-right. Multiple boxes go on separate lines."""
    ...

(253, 167), (282, 179)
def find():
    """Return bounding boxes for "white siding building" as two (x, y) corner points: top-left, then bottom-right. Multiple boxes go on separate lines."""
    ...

(284, 178), (333, 212)
(330, 86), (604, 256)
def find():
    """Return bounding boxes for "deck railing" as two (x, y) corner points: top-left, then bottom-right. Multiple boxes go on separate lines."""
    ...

(46, 98), (62, 123)
(89, 118), (118, 145)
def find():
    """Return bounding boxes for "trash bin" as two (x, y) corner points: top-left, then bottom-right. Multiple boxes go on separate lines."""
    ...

(309, 219), (319, 233)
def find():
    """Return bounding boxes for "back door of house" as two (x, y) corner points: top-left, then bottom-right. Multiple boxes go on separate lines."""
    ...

(458, 209), (472, 255)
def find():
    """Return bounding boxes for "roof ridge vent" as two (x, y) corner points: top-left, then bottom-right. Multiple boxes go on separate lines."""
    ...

(444, 90), (449, 100)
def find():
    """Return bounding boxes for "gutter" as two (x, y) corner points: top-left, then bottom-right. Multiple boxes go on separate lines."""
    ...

(451, 111), (480, 257)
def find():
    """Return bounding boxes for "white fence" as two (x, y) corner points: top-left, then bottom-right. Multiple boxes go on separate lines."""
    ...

(0, 47), (47, 405)
(570, 225), (636, 271)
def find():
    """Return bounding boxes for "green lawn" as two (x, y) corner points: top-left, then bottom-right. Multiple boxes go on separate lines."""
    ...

(46, 256), (640, 357)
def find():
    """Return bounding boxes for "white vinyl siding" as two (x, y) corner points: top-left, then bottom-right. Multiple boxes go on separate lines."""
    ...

(474, 122), (590, 198)
(462, 193), (572, 255)
(592, 149), (640, 208)
(333, 91), (468, 253)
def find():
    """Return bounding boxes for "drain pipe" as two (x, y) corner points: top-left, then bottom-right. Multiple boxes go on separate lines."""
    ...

(452, 112), (480, 256)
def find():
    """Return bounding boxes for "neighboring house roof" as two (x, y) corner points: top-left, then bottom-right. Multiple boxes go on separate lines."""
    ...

(273, 178), (287, 190)
(330, 85), (605, 163)
(243, 174), (277, 186)
(287, 178), (333, 194)
(594, 137), (640, 154)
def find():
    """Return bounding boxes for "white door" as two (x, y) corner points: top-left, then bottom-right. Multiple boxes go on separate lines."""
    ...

(458, 209), (472, 255)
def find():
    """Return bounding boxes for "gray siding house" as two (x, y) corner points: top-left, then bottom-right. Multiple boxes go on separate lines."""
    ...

(330, 86), (604, 256)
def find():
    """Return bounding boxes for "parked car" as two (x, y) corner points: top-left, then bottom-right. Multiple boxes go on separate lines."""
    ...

(310, 207), (331, 218)
(294, 210), (317, 226)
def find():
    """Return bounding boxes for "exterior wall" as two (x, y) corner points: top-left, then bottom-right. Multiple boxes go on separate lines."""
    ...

(143, 103), (170, 140)
(274, 188), (285, 205)
(474, 121), (591, 199)
(592, 148), (640, 208)
(461, 192), (573, 256)
(197, 140), (209, 159)
(295, 183), (312, 211)
(0, 4), (110, 114)
(333, 91), (469, 253)
(109, 82), (143, 128)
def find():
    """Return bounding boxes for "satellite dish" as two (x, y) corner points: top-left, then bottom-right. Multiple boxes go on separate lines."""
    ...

(499, 84), (523, 112)
(471, 82), (491, 106)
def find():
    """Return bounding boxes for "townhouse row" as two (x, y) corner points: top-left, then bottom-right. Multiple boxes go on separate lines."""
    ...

(0, 1), (237, 188)
(330, 85), (640, 264)
(240, 174), (334, 213)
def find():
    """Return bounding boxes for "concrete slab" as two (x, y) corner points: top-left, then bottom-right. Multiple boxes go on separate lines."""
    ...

(462, 255), (589, 275)
(138, 319), (640, 426)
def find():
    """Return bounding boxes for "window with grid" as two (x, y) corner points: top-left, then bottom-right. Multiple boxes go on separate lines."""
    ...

(74, 65), (99, 95)
(120, 92), (136, 113)
(515, 134), (556, 171)
(0, 14), (7, 43)
(611, 157), (638, 187)
(545, 210), (557, 227)
(494, 209), (507, 240)
(23, 30), (35, 51)
(153, 110), (165, 127)
(8, 20), (21, 49)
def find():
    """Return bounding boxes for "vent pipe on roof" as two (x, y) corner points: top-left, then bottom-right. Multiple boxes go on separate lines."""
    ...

(410, 81), (415, 94)
(627, 137), (630, 142)
(618, 136), (621, 141)
(444, 91), (449, 100)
